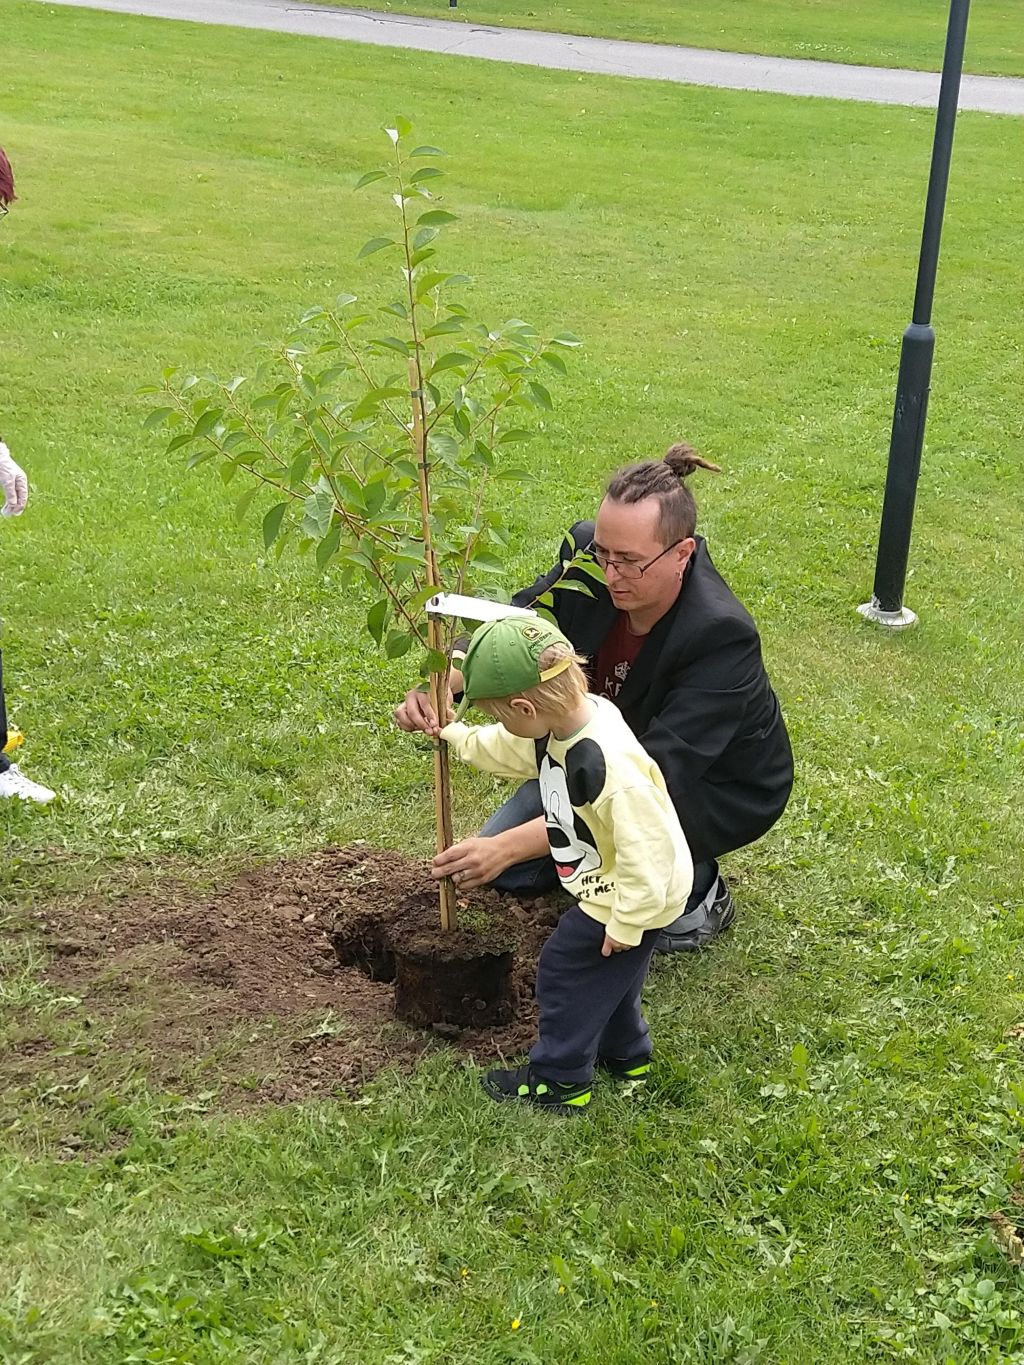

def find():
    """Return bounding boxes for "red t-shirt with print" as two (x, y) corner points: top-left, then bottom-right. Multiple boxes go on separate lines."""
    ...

(593, 612), (647, 702)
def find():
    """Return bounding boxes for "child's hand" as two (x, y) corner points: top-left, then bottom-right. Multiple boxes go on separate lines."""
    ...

(601, 934), (632, 957)
(393, 684), (453, 737)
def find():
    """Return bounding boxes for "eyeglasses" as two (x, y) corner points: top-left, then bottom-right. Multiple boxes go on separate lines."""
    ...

(587, 538), (683, 581)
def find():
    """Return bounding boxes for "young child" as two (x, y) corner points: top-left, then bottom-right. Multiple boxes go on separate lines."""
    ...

(440, 615), (694, 1112)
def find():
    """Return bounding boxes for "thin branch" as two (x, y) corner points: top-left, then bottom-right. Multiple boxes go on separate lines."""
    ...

(362, 553), (424, 636)
(278, 350), (383, 473)
(326, 310), (409, 437)
(221, 389), (293, 471)
(425, 331), (502, 433)
(167, 391), (313, 497)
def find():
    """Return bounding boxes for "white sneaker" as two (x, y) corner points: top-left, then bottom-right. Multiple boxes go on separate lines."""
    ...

(0, 763), (56, 804)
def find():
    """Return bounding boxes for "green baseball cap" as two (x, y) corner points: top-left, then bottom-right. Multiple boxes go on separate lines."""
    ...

(454, 617), (575, 719)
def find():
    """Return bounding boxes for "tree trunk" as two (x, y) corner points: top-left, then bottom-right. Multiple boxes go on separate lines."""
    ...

(410, 360), (457, 931)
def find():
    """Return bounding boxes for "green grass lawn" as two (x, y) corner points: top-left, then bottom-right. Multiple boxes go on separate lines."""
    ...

(3, 3), (1024, 1361)
(338, 0), (1024, 78)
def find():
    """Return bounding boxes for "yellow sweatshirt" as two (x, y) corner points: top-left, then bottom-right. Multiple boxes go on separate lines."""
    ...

(441, 695), (694, 945)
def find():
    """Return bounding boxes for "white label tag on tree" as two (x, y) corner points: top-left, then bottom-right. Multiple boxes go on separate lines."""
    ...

(426, 593), (538, 622)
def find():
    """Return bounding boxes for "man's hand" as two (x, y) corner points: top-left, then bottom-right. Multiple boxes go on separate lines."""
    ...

(431, 836), (513, 891)
(601, 933), (632, 957)
(0, 443), (28, 517)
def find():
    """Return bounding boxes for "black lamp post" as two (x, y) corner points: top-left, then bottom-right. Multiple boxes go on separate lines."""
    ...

(858, 0), (971, 629)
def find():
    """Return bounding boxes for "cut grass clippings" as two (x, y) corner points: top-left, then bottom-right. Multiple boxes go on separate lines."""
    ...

(1, 4), (1023, 1361)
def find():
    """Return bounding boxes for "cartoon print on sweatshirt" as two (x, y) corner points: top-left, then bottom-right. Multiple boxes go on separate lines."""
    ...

(539, 739), (608, 881)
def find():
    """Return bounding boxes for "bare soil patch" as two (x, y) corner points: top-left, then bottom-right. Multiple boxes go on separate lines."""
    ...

(11, 846), (564, 1109)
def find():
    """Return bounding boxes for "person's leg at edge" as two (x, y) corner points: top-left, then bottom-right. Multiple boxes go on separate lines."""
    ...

(478, 780), (560, 896)
(0, 646), (56, 803)
(0, 649), (10, 776)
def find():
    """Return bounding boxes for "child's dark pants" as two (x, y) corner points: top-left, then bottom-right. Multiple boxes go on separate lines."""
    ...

(528, 904), (660, 1086)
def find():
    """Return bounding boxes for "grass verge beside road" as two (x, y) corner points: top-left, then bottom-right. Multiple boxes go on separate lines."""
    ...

(336, 0), (1024, 78)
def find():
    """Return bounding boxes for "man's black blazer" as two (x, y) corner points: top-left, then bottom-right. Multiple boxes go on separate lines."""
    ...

(513, 521), (794, 865)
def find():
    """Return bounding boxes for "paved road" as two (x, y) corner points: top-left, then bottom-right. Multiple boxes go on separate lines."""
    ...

(42, 0), (1024, 115)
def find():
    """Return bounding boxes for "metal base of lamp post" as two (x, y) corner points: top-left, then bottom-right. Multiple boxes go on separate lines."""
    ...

(856, 598), (918, 630)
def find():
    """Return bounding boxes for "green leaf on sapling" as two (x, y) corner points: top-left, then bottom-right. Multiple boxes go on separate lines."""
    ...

(143, 407), (177, 431)
(366, 599), (389, 645)
(364, 480), (387, 517)
(421, 648), (449, 676)
(192, 408), (223, 439)
(372, 336), (412, 356)
(430, 353), (473, 377)
(262, 502), (289, 549)
(358, 237), (397, 258)
(385, 631), (415, 659)
(424, 317), (467, 338)
(428, 433), (461, 463)
(470, 551), (503, 573)
(234, 485), (259, 524)
(415, 272), (452, 299)
(540, 350), (568, 375)
(315, 524), (342, 570)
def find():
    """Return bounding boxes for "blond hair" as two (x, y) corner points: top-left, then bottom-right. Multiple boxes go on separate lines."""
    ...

(479, 643), (589, 723)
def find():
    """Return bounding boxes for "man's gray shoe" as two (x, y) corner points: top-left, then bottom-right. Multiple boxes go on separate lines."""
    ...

(655, 877), (736, 953)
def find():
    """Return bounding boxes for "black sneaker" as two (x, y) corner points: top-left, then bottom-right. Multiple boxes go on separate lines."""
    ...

(481, 1063), (591, 1113)
(655, 876), (736, 954)
(598, 1055), (653, 1082)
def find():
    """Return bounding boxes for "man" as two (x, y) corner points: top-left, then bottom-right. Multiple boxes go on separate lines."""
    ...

(395, 442), (793, 951)
(1, 146), (55, 803)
